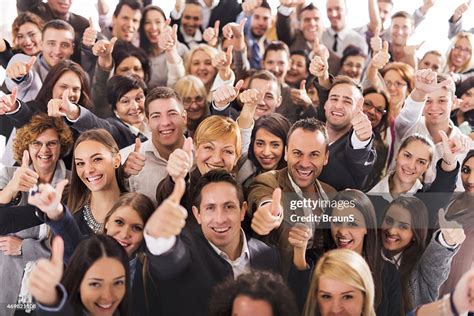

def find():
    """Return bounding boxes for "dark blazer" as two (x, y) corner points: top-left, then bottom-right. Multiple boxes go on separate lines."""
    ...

(147, 227), (280, 316)
(207, 0), (242, 33)
(0, 205), (41, 235)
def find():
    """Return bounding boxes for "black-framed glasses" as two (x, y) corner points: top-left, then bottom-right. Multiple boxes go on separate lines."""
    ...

(363, 102), (386, 116)
(30, 140), (60, 150)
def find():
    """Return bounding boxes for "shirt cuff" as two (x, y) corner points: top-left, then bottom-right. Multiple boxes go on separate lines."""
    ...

(65, 105), (81, 123)
(350, 131), (371, 149)
(211, 100), (230, 111)
(5, 100), (21, 115)
(170, 9), (183, 20)
(278, 6), (294, 16)
(437, 230), (458, 250)
(36, 283), (68, 312)
(144, 231), (177, 256)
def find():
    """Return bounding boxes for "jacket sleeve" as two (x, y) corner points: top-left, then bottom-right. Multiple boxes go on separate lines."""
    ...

(69, 106), (122, 139)
(16, 0), (43, 13)
(345, 134), (377, 178)
(276, 10), (294, 47)
(91, 64), (113, 119)
(146, 235), (192, 280)
(0, 205), (42, 235)
(5, 100), (35, 129)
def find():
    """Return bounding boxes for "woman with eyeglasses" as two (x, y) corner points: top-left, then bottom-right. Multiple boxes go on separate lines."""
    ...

(0, 12), (44, 68)
(339, 45), (368, 84)
(445, 32), (474, 76)
(0, 113), (73, 316)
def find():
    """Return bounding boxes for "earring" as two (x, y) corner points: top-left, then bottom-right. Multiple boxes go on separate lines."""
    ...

(114, 164), (119, 169)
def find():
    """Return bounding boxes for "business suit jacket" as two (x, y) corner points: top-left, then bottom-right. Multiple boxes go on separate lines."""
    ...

(147, 227), (280, 316)
(247, 168), (336, 279)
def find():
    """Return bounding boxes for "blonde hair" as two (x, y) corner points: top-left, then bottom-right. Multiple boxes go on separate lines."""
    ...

(303, 249), (376, 316)
(185, 44), (218, 89)
(174, 75), (207, 99)
(446, 32), (474, 73)
(194, 116), (242, 159)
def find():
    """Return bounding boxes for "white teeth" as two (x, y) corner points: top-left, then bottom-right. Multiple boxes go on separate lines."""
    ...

(160, 130), (173, 135)
(87, 175), (102, 182)
(38, 155), (52, 160)
(331, 111), (344, 117)
(213, 227), (230, 233)
(297, 170), (311, 176)
(206, 163), (223, 170)
(97, 303), (112, 308)
(338, 238), (352, 245)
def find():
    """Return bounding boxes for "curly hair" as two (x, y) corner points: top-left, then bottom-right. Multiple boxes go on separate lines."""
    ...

(12, 113), (73, 164)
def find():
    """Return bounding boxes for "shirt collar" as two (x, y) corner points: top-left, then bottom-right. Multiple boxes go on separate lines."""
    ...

(381, 249), (402, 268)
(180, 26), (203, 43)
(369, 174), (423, 202)
(287, 170), (330, 201)
(208, 229), (250, 262)
(198, 0), (219, 9)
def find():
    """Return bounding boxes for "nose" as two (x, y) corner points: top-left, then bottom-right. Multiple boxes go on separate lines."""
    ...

(329, 298), (343, 313)
(210, 150), (223, 163)
(131, 99), (139, 110)
(100, 285), (114, 302)
(120, 226), (131, 240)
(215, 208), (226, 224)
(263, 145), (272, 156)
(468, 172), (474, 184)
(85, 162), (96, 174)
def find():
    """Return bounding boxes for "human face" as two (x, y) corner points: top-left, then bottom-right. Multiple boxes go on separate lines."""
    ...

(461, 157), (474, 192)
(383, 70), (408, 107)
(326, 0), (346, 32)
(16, 22), (42, 56)
(253, 128), (284, 171)
(300, 9), (322, 43)
(74, 140), (120, 192)
(181, 4), (202, 37)
(112, 4), (141, 42)
(29, 129), (61, 175)
(331, 207), (367, 255)
(105, 206), (145, 257)
(450, 37), (472, 69)
(189, 50), (217, 86)
(147, 98), (187, 150)
(460, 87), (474, 113)
(362, 92), (387, 128)
(192, 182), (246, 258)
(263, 50), (290, 83)
(52, 71), (82, 103)
(251, 7), (272, 38)
(390, 17), (412, 46)
(47, 0), (71, 16)
(423, 88), (453, 126)
(42, 28), (74, 68)
(143, 9), (166, 44)
(307, 85), (320, 107)
(377, 1), (393, 25)
(248, 79), (280, 119)
(381, 204), (414, 255)
(79, 257), (126, 316)
(286, 54), (308, 86)
(115, 57), (145, 80)
(419, 53), (444, 73)
(324, 83), (362, 131)
(182, 91), (206, 121)
(394, 140), (431, 187)
(196, 137), (238, 174)
(285, 129), (328, 192)
(114, 88), (145, 126)
(232, 295), (273, 316)
(340, 56), (365, 82)
(317, 276), (365, 316)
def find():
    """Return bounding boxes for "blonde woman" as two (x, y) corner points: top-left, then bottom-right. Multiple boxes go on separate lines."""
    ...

(445, 32), (474, 75)
(303, 249), (376, 316)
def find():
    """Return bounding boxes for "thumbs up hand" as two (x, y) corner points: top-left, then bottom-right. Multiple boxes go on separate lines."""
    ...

(47, 89), (80, 120)
(290, 80), (313, 108)
(28, 236), (64, 307)
(167, 137), (194, 182)
(123, 138), (147, 178)
(212, 45), (233, 71)
(82, 17), (98, 47)
(351, 108), (373, 142)
(370, 41), (390, 70)
(251, 188), (283, 236)
(203, 20), (220, 47)
(370, 26), (382, 53)
(158, 21), (178, 52)
(6, 56), (36, 79)
(145, 177), (188, 238)
(0, 86), (18, 114)
(438, 208), (466, 246)
(28, 180), (69, 221)
(213, 79), (244, 108)
(7, 150), (38, 194)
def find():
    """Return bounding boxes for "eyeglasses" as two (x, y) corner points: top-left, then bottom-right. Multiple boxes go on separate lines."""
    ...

(363, 102), (386, 116)
(16, 31), (39, 42)
(453, 45), (471, 55)
(385, 81), (407, 89)
(183, 96), (205, 106)
(343, 62), (363, 70)
(30, 140), (60, 150)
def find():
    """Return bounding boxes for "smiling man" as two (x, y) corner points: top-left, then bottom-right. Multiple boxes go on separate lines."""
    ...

(145, 169), (280, 316)
(171, 0), (206, 49)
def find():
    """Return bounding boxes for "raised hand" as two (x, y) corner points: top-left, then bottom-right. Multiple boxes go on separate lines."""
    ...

(438, 208), (466, 246)
(28, 180), (69, 221)
(222, 19), (246, 40)
(239, 88), (262, 107)
(280, 0), (305, 8)
(5, 150), (38, 195)
(370, 41), (390, 70)
(92, 36), (117, 57)
(404, 41), (425, 56)
(0, 86), (18, 114)
(47, 90), (79, 120)
(212, 45), (233, 71)
(452, 1), (470, 22)
(203, 20), (220, 47)
(28, 236), (64, 307)
(251, 188), (283, 236)
(439, 130), (470, 170)
(123, 138), (146, 177)
(309, 47), (329, 79)
(452, 267), (474, 314)
(167, 137), (194, 182)
(6, 56), (36, 79)
(412, 69), (453, 100)
(351, 108), (373, 142)
(370, 26), (382, 53)
(290, 80), (312, 108)
(82, 17), (98, 47)
(145, 177), (187, 238)
(242, 0), (263, 16)
(158, 21), (178, 52)
(175, 0), (186, 13)
(288, 224), (311, 250)
(213, 79), (244, 108)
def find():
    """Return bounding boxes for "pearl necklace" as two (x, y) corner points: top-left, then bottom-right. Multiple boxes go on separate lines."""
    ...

(83, 203), (103, 234)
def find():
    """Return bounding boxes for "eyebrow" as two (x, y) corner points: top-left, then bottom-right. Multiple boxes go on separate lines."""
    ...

(74, 153), (103, 161)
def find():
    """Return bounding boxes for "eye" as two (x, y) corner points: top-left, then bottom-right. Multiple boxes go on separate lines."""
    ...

(150, 114), (159, 119)
(114, 280), (125, 286)
(384, 217), (394, 225)
(114, 219), (124, 226)
(348, 222), (359, 227)
(320, 294), (331, 300)
(311, 152), (320, 158)
(132, 225), (143, 232)
(203, 145), (213, 151)
(342, 294), (354, 300)
(255, 141), (264, 147)
(224, 149), (235, 155)
(403, 152), (411, 158)
(462, 166), (471, 174)
(88, 282), (101, 288)
(417, 160), (427, 166)
(75, 161), (85, 167)
(400, 224), (410, 230)
(271, 143), (281, 149)
(93, 157), (103, 162)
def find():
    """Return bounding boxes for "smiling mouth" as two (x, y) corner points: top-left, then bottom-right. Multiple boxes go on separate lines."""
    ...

(159, 129), (174, 136)
(336, 237), (353, 248)
(259, 157), (275, 164)
(95, 302), (114, 310)
(401, 167), (415, 176)
(211, 227), (230, 234)
(38, 154), (53, 161)
(384, 231), (400, 243)
(117, 239), (131, 248)
(330, 111), (344, 117)
(205, 163), (224, 170)
(296, 169), (313, 178)
(87, 175), (103, 183)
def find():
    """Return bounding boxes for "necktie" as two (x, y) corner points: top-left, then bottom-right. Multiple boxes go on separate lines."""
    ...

(333, 33), (338, 53)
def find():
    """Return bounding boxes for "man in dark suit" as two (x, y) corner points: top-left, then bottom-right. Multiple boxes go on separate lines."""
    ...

(171, 0), (206, 49)
(144, 169), (280, 316)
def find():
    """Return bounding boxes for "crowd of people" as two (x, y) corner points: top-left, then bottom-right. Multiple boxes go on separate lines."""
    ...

(0, 0), (473, 315)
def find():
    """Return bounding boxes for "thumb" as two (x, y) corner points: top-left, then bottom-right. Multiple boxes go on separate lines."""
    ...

(109, 37), (118, 50)
(26, 56), (36, 71)
(214, 20), (220, 36)
(88, 17), (94, 28)
(172, 24), (178, 40)
(313, 36), (320, 50)
(21, 150), (30, 167)
(62, 89), (70, 105)
(270, 188), (282, 216)
(416, 41), (425, 50)
(234, 79), (244, 93)
(169, 177), (186, 204)
(226, 45), (233, 60)
(438, 208), (449, 227)
(300, 80), (307, 91)
(134, 137), (142, 153)
(55, 179), (69, 198)
(382, 41), (389, 53)
(183, 137), (194, 155)
(374, 25), (381, 37)
(50, 236), (64, 268)
(10, 86), (18, 104)
(239, 18), (247, 32)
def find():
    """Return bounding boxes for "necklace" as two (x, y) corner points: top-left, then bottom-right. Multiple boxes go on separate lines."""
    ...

(83, 203), (103, 234)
